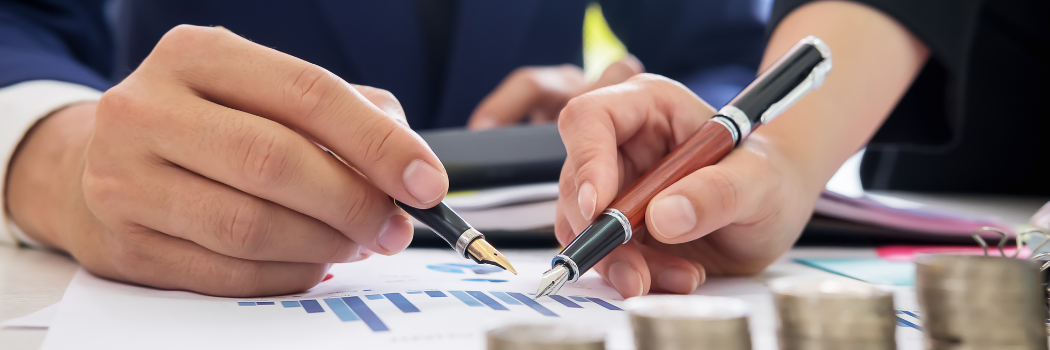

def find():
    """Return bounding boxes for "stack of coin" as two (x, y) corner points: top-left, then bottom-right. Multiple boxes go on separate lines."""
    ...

(770, 278), (896, 350)
(625, 295), (752, 350)
(916, 254), (1048, 349)
(486, 323), (605, 350)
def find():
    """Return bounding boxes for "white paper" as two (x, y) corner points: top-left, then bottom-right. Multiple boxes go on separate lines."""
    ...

(42, 249), (924, 350)
(0, 302), (60, 329)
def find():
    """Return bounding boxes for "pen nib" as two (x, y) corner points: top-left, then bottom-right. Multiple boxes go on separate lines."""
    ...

(466, 238), (517, 275)
(534, 264), (570, 299)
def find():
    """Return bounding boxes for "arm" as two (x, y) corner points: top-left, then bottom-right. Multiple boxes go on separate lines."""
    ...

(554, 1), (929, 297)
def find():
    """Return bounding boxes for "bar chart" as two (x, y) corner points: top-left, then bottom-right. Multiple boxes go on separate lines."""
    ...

(236, 290), (623, 332)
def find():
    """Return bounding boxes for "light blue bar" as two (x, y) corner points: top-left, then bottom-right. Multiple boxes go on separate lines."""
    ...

(507, 293), (558, 317)
(281, 301), (301, 308)
(323, 298), (360, 321)
(365, 294), (384, 300)
(569, 296), (591, 303)
(488, 291), (522, 305)
(466, 291), (508, 311)
(237, 302), (256, 306)
(407, 291), (423, 294)
(425, 291), (447, 297)
(448, 291), (483, 307)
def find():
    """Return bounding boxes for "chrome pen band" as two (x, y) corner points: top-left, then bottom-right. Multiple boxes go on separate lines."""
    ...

(715, 106), (751, 144)
(454, 228), (483, 257)
(711, 115), (740, 145)
(603, 208), (633, 243)
(552, 254), (581, 283)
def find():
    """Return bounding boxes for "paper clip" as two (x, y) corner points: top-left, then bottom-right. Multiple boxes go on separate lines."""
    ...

(972, 226), (1010, 257)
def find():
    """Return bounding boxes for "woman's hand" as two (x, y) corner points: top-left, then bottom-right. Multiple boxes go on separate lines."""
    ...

(555, 74), (823, 297)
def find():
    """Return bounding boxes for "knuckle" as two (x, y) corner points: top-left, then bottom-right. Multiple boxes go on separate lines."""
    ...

(705, 168), (740, 216)
(354, 118), (398, 165)
(220, 261), (267, 296)
(336, 190), (373, 231)
(95, 87), (142, 126)
(219, 200), (273, 255)
(240, 130), (300, 189)
(155, 25), (222, 60)
(283, 65), (337, 120)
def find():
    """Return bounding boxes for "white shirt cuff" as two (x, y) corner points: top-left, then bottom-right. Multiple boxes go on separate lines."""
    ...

(0, 80), (103, 247)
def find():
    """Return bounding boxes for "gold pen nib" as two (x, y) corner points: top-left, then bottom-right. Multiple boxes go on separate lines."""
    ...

(466, 238), (517, 275)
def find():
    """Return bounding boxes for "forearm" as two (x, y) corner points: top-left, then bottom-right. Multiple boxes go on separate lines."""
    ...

(754, 1), (929, 192)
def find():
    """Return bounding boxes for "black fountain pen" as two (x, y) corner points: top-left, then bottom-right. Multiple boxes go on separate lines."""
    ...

(535, 36), (832, 297)
(321, 149), (516, 274)
(395, 200), (516, 274)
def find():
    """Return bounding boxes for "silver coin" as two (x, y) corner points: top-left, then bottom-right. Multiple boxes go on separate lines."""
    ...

(625, 295), (752, 350)
(486, 323), (605, 350)
(770, 277), (896, 348)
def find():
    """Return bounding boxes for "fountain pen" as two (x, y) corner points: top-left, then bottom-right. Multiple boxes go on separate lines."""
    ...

(535, 36), (832, 297)
(320, 149), (516, 274)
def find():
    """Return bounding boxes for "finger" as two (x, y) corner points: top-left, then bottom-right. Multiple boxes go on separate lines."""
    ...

(557, 74), (714, 225)
(353, 84), (407, 124)
(87, 226), (329, 297)
(131, 96), (412, 255)
(591, 243), (651, 298)
(638, 244), (704, 294)
(117, 163), (366, 263)
(645, 146), (776, 244)
(590, 54), (644, 90)
(148, 25), (447, 208)
(467, 65), (585, 130)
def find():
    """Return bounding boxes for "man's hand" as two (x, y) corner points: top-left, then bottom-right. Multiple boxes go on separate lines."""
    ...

(466, 55), (643, 129)
(554, 74), (820, 298)
(5, 25), (449, 297)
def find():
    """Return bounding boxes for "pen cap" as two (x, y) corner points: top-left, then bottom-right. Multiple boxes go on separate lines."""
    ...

(625, 295), (752, 350)
(719, 36), (831, 139)
(486, 323), (605, 350)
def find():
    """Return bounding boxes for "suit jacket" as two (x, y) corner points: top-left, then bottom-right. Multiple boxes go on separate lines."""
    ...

(0, 0), (767, 129)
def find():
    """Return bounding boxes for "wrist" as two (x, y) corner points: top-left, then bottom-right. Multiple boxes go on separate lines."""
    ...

(6, 103), (97, 250)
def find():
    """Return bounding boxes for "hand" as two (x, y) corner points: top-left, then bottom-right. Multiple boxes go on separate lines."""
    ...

(466, 55), (643, 129)
(5, 25), (449, 297)
(555, 74), (824, 298)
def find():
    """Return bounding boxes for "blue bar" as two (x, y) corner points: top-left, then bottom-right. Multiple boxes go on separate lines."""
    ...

(281, 301), (301, 308)
(449, 291), (483, 307)
(343, 297), (390, 332)
(256, 301), (275, 305)
(488, 291), (522, 305)
(384, 293), (421, 313)
(467, 291), (509, 311)
(569, 296), (591, 303)
(363, 289), (372, 291)
(407, 291), (423, 294)
(365, 294), (384, 300)
(897, 310), (920, 319)
(507, 293), (559, 317)
(896, 316), (922, 330)
(237, 302), (256, 306)
(586, 297), (622, 311)
(425, 291), (447, 298)
(323, 298), (360, 322)
(548, 295), (583, 308)
(300, 300), (325, 313)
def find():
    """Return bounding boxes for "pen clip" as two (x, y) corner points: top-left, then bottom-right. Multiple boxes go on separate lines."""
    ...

(759, 36), (833, 126)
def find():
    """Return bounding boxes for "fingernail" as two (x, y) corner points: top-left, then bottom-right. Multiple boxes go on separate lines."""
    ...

(578, 182), (597, 220)
(376, 215), (413, 254)
(650, 195), (697, 239)
(1031, 202), (1050, 229)
(657, 266), (699, 293)
(403, 160), (447, 204)
(608, 262), (643, 297)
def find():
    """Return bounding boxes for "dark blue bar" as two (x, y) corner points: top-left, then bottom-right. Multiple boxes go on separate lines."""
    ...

(301, 299), (325, 313)
(237, 302), (256, 306)
(488, 291), (522, 305)
(256, 301), (275, 305)
(586, 297), (622, 311)
(569, 296), (591, 303)
(281, 301), (301, 308)
(897, 310), (920, 319)
(323, 298), (360, 321)
(407, 291), (423, 294)
(425, 291), (447, 298)
(507, 293), (559, 317)
(365, 294), (384, 300)
(449, 291), (483, 307)
(896, 316), (922, 330)
(342, 297), (390, 332)
(548, 295), (583, 308)
(383, 293), (421, 313)
(466, 291), (509, 311)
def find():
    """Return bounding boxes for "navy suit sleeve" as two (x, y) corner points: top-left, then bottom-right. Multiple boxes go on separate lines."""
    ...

(0, 0), (113, 90)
